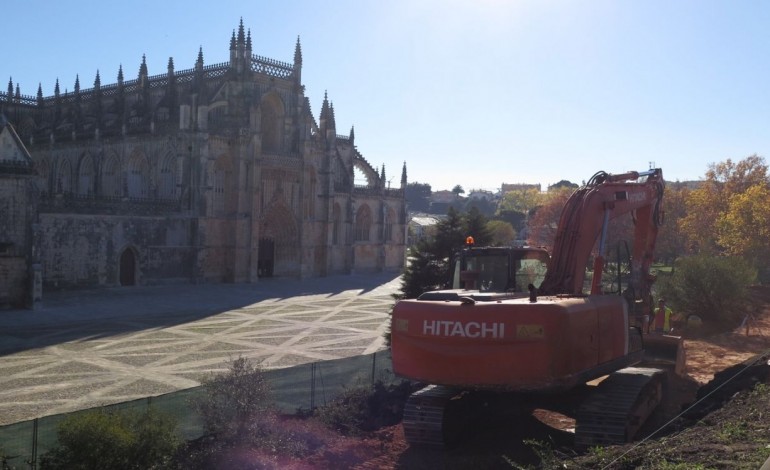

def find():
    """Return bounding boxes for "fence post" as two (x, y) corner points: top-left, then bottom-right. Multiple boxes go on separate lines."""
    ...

(371, 352), (376, 385)
(30, 418), (38, 470)
(310, 362), (316, 411)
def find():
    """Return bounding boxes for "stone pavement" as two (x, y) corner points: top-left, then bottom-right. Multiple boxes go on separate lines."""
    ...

(0, 272), (402, 426)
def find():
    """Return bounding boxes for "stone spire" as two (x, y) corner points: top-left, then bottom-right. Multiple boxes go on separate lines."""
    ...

(196, 47), (204, 71)
(74, 75), (80, 94)
(7, 77), (12, 99)
(293, 36), (303, 85)
(401, 161), (407, 187)
(320, 91), (330, 128)
(381, 164), (386, 182)
(138, 54), (148, 85)
(94, 70), (101, 89)
(117, 64), (124, 84)
(37, 83), (43, 106)
(54, 78), (60, 98)
(349, 125), (355, 146)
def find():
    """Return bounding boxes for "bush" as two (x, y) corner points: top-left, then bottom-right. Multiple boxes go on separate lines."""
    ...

(182, 356), (332, 467)
(315, 380), (416, 436)
(39, 407), (179, 470)
(191, 356), (271, 443)
(656, 255), (758, 328)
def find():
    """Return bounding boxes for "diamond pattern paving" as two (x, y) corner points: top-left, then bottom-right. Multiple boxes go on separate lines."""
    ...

(0, 274), (401, 425)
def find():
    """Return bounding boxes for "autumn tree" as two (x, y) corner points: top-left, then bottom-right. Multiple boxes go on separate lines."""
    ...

(680, 155), (769, 255)
(716, 184), (770, 269)
(526, 187), (573, 249)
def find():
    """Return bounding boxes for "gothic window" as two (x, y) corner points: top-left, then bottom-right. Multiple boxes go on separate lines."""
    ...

(385, 207), (396, 242)
(332, 203), (342, 245)
(333, 158), (350, 192)
(355, 204), (372, 242)
(102, 154), (121, 197)
(127, 152), (149, 198)
(260, 95), (283, 154)
(57, 159), (72, 194)
(211, 155), (234, 216)
(158, 153), (177, 199)
(77, 154), (94, 196)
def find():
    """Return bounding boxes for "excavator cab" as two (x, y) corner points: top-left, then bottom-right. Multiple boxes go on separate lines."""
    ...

(449, 245), (549, 293)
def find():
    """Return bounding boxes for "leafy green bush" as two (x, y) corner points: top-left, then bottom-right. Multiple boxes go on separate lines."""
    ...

(656, 255), (757, 327)
(39, 407), (179, 470)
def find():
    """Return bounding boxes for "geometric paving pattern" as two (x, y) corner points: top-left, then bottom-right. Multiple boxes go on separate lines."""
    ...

(0, 275), (400, 425)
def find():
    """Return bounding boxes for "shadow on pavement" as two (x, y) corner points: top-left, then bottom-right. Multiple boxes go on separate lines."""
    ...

(0, 271), (402, 356)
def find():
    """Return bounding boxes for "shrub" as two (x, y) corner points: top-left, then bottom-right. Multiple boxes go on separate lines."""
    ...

(39, 407), (179, 470)
(656, 255), (757, 328)
(315, 380), (416, 436)
(191, 356), (271, 443)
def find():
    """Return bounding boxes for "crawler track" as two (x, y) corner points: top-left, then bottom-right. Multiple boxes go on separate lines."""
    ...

(574, 367), (666, 449)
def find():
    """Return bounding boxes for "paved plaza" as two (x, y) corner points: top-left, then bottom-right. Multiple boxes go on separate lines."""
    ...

(0, 272), (401, 425)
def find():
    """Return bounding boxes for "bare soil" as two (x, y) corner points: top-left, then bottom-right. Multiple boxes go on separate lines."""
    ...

(216, 289), (770, 469)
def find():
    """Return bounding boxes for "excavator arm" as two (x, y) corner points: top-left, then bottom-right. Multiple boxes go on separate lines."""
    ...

(539, 168), (665, 302)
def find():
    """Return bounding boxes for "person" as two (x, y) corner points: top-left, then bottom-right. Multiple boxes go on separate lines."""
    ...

(653, 298), (674, 333)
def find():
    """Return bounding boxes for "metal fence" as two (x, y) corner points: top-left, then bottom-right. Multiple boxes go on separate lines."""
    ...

(0, 350), (396, 469)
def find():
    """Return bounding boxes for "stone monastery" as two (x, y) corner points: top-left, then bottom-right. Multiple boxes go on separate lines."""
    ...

(0, 20), (407, 307)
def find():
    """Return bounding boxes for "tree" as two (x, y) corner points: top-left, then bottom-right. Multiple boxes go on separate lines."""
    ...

(487, 220), (516, 246)
(656, 184), (691, 264)
(655, 255), (757, 327)
(716, 184), (770, 270)
(397, 238), (447, 299)
(192, 356), (271, 442)
(680, 155), (769, 255)
(498, 188), (542, 215)
(40, 408), (179, 469)
(548, 180), (579, 191)
(433, 207), (465, 261)
(526, 187), (572, 248)
(405, 182), (432, 213)
(463, 206), (492, 246)
(451, 184), (465, 196)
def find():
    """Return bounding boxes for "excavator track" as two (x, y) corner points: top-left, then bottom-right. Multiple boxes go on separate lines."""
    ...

(574, 367), (666, 450)
(402, 385), (464, 447)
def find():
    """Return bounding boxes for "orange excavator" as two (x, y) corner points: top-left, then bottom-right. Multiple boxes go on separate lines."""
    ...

(391, 168), (686, 449)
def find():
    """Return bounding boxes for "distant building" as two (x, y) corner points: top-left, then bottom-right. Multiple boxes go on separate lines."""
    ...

(0, 20), (406, 304)
(408, 214), (441, 246)
(501, 183), (542, 193)
(467, 189), (495, 202)
(430, 190), (458, 204)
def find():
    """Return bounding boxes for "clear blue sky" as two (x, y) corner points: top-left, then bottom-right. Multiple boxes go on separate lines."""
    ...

(4, 1), (770, 192)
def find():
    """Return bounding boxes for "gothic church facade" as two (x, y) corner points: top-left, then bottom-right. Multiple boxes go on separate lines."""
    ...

(0, 20), (406, 303)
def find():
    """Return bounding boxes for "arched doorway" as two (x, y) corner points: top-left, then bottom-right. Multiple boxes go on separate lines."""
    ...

(119, 248), (137, 286)
(257, 238), (275, 278)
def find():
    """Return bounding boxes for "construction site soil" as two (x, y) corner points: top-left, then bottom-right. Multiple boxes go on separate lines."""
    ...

(227, 288), (770, 469)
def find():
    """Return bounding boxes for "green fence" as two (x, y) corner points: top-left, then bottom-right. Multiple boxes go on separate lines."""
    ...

(0, 350), (396, 469)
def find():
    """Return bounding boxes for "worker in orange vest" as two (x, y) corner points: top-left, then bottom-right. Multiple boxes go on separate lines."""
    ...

(653, 298), (673, 333)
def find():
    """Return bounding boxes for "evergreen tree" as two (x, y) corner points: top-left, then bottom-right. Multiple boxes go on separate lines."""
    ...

(433, 207), (465, 261)
(463, 206), (492, 246)
(396, 238), (447, 299)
